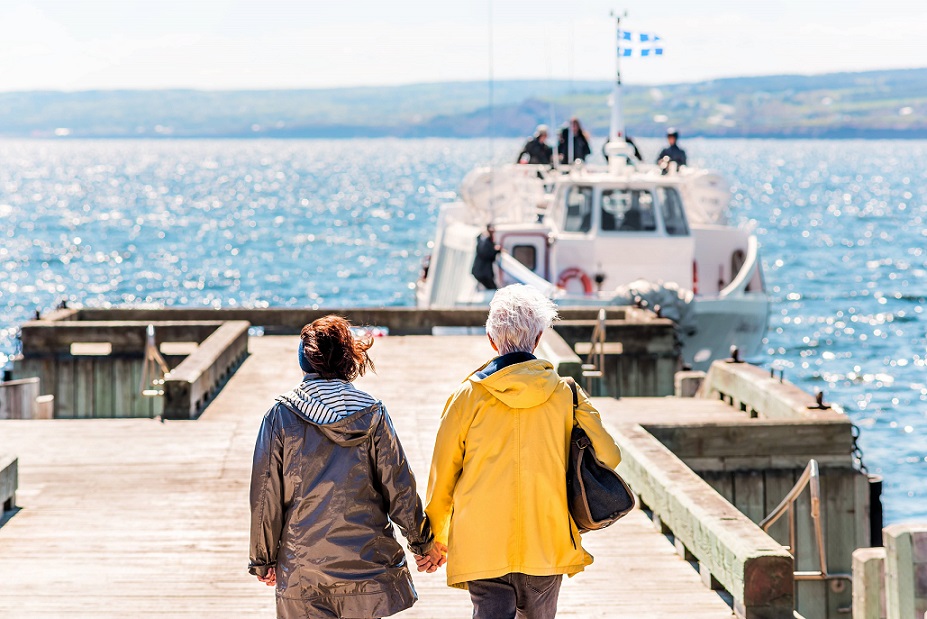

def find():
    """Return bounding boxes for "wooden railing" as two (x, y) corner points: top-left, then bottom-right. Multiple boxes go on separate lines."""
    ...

(613, 422), (794, 619)
(0, 378), (53, 420)
(73, 306), (635, 335)
(687, 360), (875, 619)
(162, 321), (250, 419)
(15, 317), (251, 419)
(699, 359), (833, 420)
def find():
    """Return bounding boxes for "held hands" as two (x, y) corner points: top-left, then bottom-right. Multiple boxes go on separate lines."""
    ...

(256, 567), (276, 587)
(414, 541), (447, 573)
(256, 545), (443, 584)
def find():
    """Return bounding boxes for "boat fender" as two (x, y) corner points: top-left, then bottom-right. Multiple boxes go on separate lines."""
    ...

(556, 267), (594, 295)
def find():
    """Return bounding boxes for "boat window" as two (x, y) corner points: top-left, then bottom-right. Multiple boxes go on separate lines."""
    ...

(657, 187), (690, 236)
(512, 245), (537, 271)
(563, 186), (593, 233)
(601, 189), (656, 232)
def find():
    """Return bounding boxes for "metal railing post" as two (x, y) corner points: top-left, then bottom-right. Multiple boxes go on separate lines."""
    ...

(759, 459), (850, 583)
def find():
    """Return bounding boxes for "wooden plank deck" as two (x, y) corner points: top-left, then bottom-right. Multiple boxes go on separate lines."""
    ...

(0, 335), (734, 618)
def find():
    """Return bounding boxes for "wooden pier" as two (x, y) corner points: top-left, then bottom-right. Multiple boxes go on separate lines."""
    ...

(0, 334), (737, 618)
(2, 307), (914, 618)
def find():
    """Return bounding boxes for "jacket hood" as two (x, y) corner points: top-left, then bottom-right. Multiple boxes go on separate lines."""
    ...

(276, 376), (381, 446)
(469, 357), (560, 408)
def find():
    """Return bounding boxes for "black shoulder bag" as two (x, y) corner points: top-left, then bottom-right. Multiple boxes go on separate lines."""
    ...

(564, 377), (635, 531)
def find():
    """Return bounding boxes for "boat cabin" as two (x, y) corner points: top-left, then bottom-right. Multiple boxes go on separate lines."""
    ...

(498, 178), (695, 295)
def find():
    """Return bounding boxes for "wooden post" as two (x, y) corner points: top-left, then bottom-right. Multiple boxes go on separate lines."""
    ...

(112, 358), (134, 416)
(75, 357), (94, 418)
(34, 395), (54, 419)
(884, 524), (927, 619)
(733, 471), (766, 523)
(55, 358), (76, 418)
(825, 470), (862, 615)
(853, 547), (885, 619)
(93, 358), (115, 418)
(0, 378), (40, 419)
(675, 370), (705, 397)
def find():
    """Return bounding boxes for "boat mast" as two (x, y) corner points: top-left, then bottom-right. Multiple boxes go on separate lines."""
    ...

(609, 12), (625, 144)
(487, 0), (496, 223)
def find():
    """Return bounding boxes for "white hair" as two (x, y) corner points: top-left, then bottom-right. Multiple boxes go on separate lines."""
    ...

(486, 285), (559, 355)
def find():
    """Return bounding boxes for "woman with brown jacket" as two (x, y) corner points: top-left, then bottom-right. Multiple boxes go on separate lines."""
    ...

(249, 315), (443, 618)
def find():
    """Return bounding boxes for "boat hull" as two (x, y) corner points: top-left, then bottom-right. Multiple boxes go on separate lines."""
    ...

(682, 294), (769, 371)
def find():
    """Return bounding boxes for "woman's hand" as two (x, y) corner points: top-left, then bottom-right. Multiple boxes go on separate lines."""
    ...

(414, 542), (447, 573)
(256, 567), (276, 586)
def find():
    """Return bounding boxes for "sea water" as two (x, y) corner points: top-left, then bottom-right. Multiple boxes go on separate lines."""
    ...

(0, 137), (924, 523)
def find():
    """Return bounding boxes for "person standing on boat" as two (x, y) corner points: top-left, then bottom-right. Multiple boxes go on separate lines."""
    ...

(656, 127), (687, 169)
(558, 117), (592, 164)
(471, 224), (501, 290)
(516, 124), (553, 165)
(248, 315), (444, 618)
(419, 284), (622, 619)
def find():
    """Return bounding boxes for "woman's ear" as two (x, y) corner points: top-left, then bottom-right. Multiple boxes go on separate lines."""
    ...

(487, 334), (498, 352)
(533, 332), (543, 351)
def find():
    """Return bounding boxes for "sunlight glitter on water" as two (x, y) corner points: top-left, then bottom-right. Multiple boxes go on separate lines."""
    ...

(1, 137), (925, 522)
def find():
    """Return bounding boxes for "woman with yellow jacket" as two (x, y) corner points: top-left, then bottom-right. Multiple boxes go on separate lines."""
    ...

(422, 284), (622, 619)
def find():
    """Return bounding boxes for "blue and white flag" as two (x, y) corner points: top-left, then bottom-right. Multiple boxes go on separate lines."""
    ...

(618, 30), (663, 57)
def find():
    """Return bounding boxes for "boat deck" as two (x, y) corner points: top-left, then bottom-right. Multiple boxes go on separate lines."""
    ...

(0, 335), (735, 618)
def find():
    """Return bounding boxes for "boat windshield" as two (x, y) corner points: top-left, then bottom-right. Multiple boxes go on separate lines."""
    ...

(601, 189), (657, 232)
(564, 185), (594, 232)
(656, 186), (690, 236)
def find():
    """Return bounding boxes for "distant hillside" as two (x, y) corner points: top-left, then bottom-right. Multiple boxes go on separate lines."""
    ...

(1, 69), (926, 139)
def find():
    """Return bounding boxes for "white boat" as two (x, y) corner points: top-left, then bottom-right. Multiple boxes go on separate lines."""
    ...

(415, 155), (768, 370)
(415, 21), (769, 370)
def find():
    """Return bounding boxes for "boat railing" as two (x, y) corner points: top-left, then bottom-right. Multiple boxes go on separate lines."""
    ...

(458, 165), (550, 225)
(759, 459), (852, 583)
(718, 234), (760, 298)
(497, 253), (559, 296)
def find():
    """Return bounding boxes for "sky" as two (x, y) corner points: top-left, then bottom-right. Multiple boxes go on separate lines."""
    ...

(1, 0), (927, 92)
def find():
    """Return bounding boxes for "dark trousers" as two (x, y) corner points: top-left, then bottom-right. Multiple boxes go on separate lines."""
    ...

(474, 275), (497, 290)
(468, 572), (563, 619)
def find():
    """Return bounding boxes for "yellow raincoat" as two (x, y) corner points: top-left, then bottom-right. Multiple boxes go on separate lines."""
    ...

(425, 356), (622, 588)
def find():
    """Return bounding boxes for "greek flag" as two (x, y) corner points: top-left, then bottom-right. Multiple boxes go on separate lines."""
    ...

(618, 30), (663, 57)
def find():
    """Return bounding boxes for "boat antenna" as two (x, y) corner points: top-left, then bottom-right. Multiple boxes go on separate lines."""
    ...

(545, 27), (557, 160)
(567, 19), (575, 164)
(610, 10), (628, 144)
(487, 0), (496, 222)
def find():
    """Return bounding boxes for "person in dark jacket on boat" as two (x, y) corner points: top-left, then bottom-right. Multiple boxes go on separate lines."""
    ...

(558, 117), (592, 164)
(249, 315), (444, 619)
(517, 124), (553, 165)
(656, 127), (687, 170)
(471, 224), (501, 290)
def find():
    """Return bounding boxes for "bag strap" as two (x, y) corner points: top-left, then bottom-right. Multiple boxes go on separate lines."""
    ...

(563, 376), (580, 549)
(563, 376), (578, 424)
(564, 377), (579, 409)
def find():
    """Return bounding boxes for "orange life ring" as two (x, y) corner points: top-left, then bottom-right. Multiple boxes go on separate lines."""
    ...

(556, 267), (594, 295)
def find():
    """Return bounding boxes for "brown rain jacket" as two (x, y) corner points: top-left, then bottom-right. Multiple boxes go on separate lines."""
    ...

(249, 380), (433, 619)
